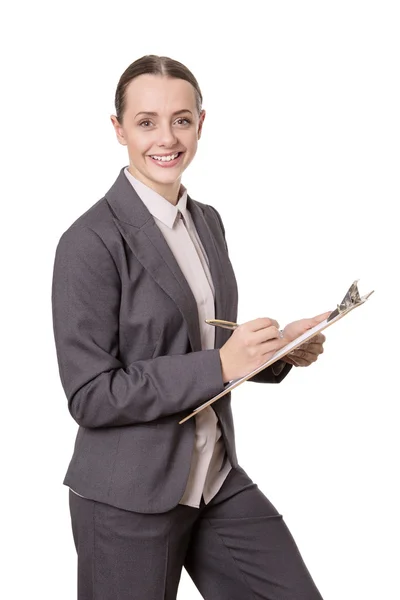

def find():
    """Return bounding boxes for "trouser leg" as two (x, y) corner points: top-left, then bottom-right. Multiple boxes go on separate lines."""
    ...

(184, 467), (324, 600)
(69, 490), (198, 600)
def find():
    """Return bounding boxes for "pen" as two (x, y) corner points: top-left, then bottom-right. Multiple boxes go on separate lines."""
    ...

(205, 319), (239, 330)
(206, 319), (285, 338)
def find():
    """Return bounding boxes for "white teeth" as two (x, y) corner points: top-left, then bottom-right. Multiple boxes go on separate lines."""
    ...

(151, 152), (180, 162)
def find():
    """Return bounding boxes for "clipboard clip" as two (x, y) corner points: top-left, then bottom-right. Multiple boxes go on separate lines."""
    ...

(327, 280), (374, 322)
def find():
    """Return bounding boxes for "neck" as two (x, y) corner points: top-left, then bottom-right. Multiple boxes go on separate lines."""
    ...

(128, 165), (181, 205)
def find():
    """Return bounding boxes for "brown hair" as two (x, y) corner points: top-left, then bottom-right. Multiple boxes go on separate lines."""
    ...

(115, 55), (203, 124)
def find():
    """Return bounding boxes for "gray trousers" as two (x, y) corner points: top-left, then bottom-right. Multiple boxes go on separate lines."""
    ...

(69, 466), (324, 599)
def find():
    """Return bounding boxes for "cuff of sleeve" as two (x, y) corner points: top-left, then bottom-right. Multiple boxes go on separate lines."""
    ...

(202, 348), (226, 396)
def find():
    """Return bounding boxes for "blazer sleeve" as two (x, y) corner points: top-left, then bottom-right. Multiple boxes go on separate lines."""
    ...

(51, 226), (225, 429)
(209, 205), (292, 385)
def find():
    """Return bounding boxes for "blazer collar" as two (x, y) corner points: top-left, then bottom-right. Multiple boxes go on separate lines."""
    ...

(104, 167), (228, 352)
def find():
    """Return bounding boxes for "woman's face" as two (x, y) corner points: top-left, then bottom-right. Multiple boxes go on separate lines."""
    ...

(111, 74), (205, 200)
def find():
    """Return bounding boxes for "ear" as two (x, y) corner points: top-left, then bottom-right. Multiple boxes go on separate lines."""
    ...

(110, 115), (127, 146)
(197, 109), (206, 140)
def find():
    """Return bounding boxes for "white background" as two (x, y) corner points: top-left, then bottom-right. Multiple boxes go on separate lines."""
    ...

(1, 1), (399, 598)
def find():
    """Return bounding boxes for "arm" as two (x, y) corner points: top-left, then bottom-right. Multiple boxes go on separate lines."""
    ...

(209, 206), (292, 385)
(51, 226), (225, 429)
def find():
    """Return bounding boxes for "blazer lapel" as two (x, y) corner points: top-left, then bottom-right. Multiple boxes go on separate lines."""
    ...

(104, 167), (229, 352)
(118, 218), (203, 352)
(186, 197), (229, 350)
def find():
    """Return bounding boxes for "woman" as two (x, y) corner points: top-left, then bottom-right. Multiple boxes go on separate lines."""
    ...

(52, 54), (328, 600)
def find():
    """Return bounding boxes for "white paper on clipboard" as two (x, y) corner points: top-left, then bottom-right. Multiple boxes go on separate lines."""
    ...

(179, 281), (374, 425)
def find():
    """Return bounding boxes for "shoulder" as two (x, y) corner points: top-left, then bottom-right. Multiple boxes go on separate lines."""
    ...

(56, 196), (121, 252)
(65, 195), (117, 236)
(53, 196), (124, 283)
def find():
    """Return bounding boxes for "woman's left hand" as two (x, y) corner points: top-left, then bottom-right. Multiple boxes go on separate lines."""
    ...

(282, 333), (326, 367)
(279, 311), (330, 368)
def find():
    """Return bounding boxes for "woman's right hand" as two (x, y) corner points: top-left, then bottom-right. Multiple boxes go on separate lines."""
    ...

(218, 318), (287, 383)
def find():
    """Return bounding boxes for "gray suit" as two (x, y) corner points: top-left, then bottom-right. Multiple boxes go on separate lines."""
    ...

(51, 166), (290, 514)
(52, 167), (326, 599)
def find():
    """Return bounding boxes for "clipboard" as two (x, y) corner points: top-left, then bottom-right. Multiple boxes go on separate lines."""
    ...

(179, 280), (374, 425)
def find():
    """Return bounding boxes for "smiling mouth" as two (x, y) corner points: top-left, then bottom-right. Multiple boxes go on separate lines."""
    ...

(147, 151), (185, 168)
(149, 151), (183, 162)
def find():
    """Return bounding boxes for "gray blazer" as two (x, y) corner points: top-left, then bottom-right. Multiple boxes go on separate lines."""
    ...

(51, 166), (290, 513)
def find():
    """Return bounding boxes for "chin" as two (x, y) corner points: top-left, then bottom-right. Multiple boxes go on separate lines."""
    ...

(147, 168), (184, 184)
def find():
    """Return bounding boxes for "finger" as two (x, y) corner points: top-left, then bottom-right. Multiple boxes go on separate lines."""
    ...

(284, 355), (309, 367)
(259, 333), (287, 356)
(290, 350), (316, 364)
(311, 311), (331, 325)
(292, 358), (311, 367)
(312, 333), (326, 344)
(290, 349), (318, 363)
(254, 325), (282, 345)
(248, 317), (280, 332)
(297, 336), (325, 352)
(282, 354), (299, 366)
(292, 339), (319, 352)
(301, 343), (324, 355)
(290, 312), (330, 333)
(300, 312), (331, 329)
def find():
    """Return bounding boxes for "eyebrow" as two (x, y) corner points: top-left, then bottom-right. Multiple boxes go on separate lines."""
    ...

(134, 109), (193, 118)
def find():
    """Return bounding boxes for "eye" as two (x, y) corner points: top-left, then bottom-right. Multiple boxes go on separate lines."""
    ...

(176, 118), (191, 125)
(139, 120), (153, 127)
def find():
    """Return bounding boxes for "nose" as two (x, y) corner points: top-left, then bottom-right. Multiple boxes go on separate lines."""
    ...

(156, 123), (178, 147)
